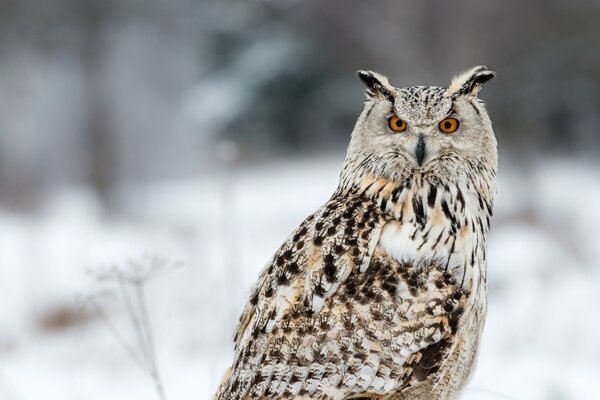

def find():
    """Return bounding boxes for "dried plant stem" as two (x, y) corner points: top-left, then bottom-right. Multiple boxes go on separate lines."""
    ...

(134, 282), (165, 400)
(88, 300), (145, 371)
(87, 258), (175, 400)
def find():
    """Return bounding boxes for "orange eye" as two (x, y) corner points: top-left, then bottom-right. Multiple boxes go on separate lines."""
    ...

(388, 116), (407, 132)
(439, 118), (459, 134)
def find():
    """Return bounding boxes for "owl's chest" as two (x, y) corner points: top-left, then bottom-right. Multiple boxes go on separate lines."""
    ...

(376, 183), (486, 286)
(378, 219), (455, 265)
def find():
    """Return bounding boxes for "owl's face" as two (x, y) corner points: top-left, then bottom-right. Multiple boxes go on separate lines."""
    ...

(345, 66), (497, 183)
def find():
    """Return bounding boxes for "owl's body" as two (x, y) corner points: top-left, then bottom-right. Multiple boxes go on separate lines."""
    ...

(216, 66), (497, 400)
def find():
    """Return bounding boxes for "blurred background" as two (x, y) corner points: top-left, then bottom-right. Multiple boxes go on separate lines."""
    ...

(1, 0), (599, 399)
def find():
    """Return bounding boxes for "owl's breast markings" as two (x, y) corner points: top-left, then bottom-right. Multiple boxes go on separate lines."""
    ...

(375, 179), (482, 280)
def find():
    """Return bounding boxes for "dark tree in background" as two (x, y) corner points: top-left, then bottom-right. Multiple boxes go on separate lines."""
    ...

(79, 0), (116, 208)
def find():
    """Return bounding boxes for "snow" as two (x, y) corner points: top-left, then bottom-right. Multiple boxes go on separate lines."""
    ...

(1, 156), (599, 399)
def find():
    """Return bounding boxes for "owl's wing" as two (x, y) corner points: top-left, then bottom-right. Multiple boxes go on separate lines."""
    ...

(216, 192), (465, 399)
(234, 192), (388, 351)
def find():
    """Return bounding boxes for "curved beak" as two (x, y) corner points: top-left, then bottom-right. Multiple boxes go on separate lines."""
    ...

(415, 135), (426, 166)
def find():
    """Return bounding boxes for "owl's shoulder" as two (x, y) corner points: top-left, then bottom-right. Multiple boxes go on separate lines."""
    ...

(233, 192), (389, 345)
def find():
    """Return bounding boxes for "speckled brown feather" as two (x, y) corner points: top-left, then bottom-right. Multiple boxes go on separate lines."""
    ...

(221, 192), (388, 399)
(216, 181), (472, 399)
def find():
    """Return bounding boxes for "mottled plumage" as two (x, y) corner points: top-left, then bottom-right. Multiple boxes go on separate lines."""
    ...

(216, 66), (497, 399)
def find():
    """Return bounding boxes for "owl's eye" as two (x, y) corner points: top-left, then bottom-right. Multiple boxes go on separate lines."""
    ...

(388, 116), (407, 132)
(439, 118), (460, 134)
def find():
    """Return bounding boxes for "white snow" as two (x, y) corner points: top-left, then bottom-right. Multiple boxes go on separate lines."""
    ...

(0, 156), (599, 399)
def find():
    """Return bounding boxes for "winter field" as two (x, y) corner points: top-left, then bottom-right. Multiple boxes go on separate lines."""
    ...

(1, 156), (599, 400)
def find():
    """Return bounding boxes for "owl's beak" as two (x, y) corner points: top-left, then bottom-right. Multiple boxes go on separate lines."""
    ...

(415, 135), (426, 166)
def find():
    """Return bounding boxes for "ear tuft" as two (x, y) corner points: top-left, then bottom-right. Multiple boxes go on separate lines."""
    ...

(357, 70), (394, 99)
(447, 65), (496, 98)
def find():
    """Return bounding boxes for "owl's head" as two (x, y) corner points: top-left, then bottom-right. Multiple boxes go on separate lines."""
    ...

(341, 66), (497, 187)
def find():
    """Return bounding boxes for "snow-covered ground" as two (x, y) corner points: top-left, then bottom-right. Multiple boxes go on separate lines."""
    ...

(1, 156), (599, 400)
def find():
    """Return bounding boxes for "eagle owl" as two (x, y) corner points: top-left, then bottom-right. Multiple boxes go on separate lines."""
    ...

(216, 66), (497, 400)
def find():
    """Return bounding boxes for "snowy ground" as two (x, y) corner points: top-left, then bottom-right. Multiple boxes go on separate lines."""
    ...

(1, 156), (599, 400)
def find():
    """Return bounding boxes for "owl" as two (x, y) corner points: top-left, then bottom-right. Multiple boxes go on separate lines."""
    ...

(215, 66), (497, 400)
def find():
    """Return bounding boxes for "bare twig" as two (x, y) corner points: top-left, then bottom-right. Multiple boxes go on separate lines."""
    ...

(84, 256), (180, 400)
(86, 297), (146, 371)
(135, 281), (165, 400)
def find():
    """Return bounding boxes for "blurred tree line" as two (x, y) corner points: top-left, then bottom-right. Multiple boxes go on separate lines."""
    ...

(0, 0), (599, 211)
